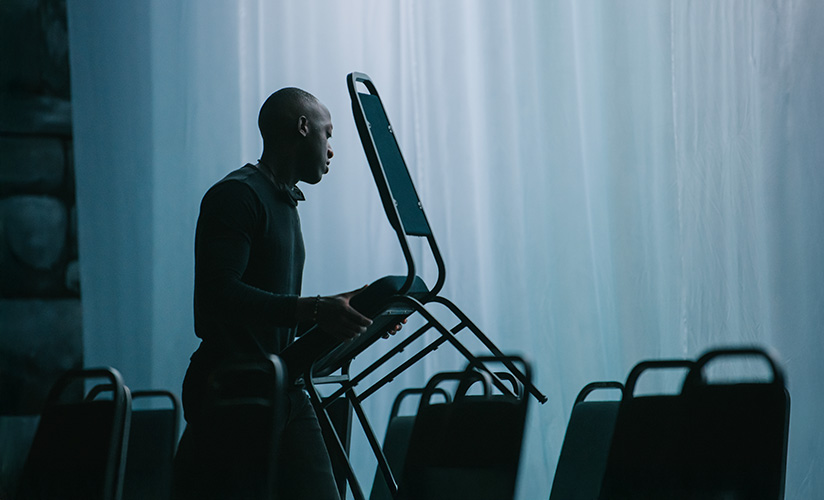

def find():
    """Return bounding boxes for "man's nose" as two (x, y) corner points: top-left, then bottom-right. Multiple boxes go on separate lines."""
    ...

(327, 146), (334, 160)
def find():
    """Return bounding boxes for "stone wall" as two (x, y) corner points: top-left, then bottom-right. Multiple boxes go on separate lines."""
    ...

(0, 0), (79, 492)
(1, 0), (80, 414)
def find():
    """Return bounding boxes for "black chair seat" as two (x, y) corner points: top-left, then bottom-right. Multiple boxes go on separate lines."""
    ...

(281, 275), (429, 380)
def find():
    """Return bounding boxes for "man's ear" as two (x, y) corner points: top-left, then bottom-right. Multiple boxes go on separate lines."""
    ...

(298, 115), (310, 137)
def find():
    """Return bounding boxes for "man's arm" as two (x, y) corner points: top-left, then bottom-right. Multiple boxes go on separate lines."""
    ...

(195, 180), (372, 337)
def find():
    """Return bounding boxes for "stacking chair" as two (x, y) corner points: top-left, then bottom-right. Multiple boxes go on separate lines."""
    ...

(121, 390), (180, 500)
(369, 387), (451, 500)
(84, 386), (180, 500)
(15, 367), (131, 500)
(599, 359), (696, 499)
(175, 355), (287, 499)
(280, 71), (546, 500)
(679, 347), (790, 499)
(396, 360), (532, 500)
(548, 381), (623, 500)
(172, 355), (287, 499)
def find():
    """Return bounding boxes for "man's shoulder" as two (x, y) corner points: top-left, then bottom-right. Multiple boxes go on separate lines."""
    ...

(216, 163), (260, 188)
(206, 164), (263, 195)
(199, 165), (257, 206)
(202, 164), (297, 210)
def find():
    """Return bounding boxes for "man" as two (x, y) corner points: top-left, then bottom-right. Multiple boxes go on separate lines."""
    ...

(173, 88), (372, 499)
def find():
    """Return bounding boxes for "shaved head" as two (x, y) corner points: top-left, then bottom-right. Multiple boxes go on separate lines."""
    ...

(256, 88), (334, 185)
(258, 87), (322, 146)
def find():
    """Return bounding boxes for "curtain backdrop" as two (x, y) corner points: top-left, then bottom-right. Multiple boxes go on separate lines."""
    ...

(67, 1), (824, 498)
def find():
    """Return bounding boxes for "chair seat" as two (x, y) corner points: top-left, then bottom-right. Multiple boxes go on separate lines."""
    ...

(280, 275), (429, 380)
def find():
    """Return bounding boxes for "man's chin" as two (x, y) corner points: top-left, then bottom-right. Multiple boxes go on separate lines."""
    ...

(301, 167), (327, 185)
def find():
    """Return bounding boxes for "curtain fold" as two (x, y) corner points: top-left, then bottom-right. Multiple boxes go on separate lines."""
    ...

(68, 1), (824, 498)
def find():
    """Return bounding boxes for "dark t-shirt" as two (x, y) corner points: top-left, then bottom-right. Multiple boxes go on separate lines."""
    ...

(186, 164), (306, 410)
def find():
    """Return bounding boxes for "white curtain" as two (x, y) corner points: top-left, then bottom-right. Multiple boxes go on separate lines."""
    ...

(67, 1), (824, 498)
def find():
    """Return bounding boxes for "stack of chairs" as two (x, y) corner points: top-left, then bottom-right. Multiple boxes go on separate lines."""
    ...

(549, 346), (791, 500)
(13, 366), (182, 500)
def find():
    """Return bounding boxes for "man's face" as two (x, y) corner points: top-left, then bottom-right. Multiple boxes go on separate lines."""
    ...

(298, 103), (334, 184)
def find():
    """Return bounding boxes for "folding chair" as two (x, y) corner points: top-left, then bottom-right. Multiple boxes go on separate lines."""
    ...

(548, 381), (623, 500)
(279, 71), (547, 500)
(15, 367), (132, 500)
(598, 359), (696, 499)
(369, 387), (451, 500)
(396, 360), (532, 500)
(680, 347), (790, 499)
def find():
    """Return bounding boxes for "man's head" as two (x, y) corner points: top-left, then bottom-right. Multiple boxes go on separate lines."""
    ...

(258, 88), (334, 185)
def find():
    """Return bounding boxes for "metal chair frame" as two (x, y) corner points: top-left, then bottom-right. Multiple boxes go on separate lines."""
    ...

(285, 73), (547, 500)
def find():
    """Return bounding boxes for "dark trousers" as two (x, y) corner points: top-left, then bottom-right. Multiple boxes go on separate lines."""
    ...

(172, 388), (340, 500)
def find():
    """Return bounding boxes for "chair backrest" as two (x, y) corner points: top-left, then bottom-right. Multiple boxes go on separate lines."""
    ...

(205, 355), (287, 498)
(548, 381), (623, 500)
(173, 355), (287, 499)
(349, 74), (432, 239)
(370, 387), (451, 500)
(348, 72), (445, 298)
(397, 364), (530, 500)
(16, 367), (131, 500)
(679, 347), (790, 499)
(599, 359), (695, 499)
(599, 347), (790, 500)
(122, 390), (180, 500)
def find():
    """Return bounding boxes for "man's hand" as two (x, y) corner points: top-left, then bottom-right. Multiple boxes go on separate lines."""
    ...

(382, 317), (407, 339)
(298, 287), (372, 341)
